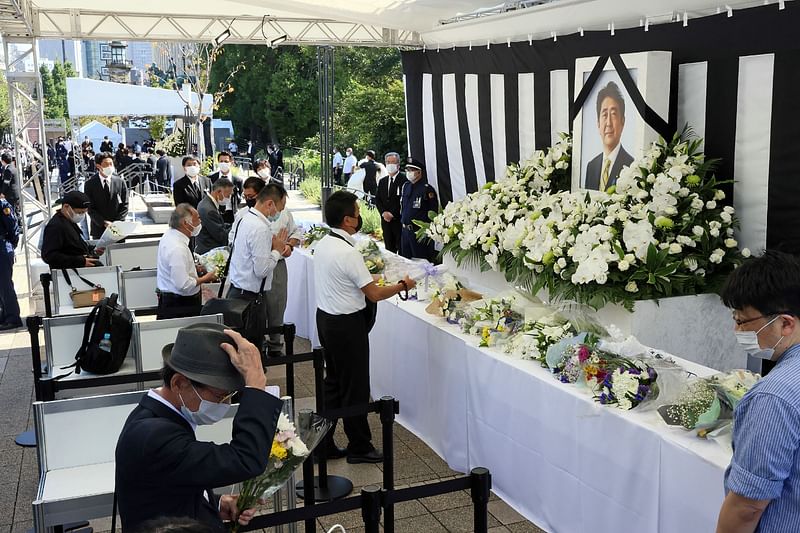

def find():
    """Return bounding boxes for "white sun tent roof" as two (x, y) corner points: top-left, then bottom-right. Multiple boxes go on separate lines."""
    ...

(80, 120), (122, 148)
(65, 77), (214, 118)
(29, 0), (751, 47)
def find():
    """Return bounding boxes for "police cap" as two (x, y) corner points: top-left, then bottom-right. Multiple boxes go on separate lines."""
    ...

(405, 157), (425, 172)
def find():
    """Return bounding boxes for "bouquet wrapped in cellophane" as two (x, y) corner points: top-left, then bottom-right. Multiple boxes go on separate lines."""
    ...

(658, 369), (760, 438)
(355, 239), (385, 274)
(302, 225), (331, 250)
(232, 409), (331, 532)
(197, 246), (230, 278)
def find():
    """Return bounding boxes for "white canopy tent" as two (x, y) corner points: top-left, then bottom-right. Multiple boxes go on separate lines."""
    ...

(79, 120), (122, 149)
(65, 78), (213, 117)
(14, 0), (774, 47)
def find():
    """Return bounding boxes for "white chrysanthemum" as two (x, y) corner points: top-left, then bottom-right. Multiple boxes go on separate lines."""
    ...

(725, 238), (738, 248)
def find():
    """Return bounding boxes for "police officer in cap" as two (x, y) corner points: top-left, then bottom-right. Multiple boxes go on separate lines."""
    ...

(399, 157), (439, 261)
(0, 196), (21, 330)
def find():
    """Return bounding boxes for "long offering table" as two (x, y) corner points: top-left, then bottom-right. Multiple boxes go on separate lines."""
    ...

(284, 248), (730, 533)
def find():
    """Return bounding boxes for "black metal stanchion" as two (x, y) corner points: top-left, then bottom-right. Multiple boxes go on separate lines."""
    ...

(296, 348), (353, 502)
(301, 447), (316, 533)
(379, 396), (399, 533)
(16, 316), (42, 447)
(40, 273), (52, 318)
(283, 324), (296, 401)
(361, 486), (382, 533)
(470, 467), (492, 533)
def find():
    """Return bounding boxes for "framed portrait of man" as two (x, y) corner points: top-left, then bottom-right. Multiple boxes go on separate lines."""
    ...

(571, 52), (672, 192)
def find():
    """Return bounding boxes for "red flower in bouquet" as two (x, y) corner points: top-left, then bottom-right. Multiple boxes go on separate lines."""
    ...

(577, 344), (591, 363)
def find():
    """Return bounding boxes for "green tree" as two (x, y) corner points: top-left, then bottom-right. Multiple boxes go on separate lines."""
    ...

(210, 45), (405, 155)
(0, 73), (10, 139)
(336, 78), (406, 157)
(149, 116), (166, 140)
(40, 64), (62, 119)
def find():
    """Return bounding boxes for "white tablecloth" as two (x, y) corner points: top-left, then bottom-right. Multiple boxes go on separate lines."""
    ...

(285, 250), (320, 347)
(284, 247), (732, 532)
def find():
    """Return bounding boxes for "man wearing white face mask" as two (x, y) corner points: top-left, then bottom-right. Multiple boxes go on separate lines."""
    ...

(173, 155), (211, 209)
(226, 183), (289, 354)
(254, 159), (272, 182)
(156, 204), (217, 319)
(42, 190), (104, 269)
(196, 178), (234, 255)
(375, 152), (407, 253)
(84, 151), (129, 239)
(717, 250), (800, 533)
(115, 323), (282, 532)
(209, 151), (242, 224)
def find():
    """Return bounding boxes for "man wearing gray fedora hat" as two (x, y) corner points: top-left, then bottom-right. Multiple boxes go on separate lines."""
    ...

(115, 323), (282, 532)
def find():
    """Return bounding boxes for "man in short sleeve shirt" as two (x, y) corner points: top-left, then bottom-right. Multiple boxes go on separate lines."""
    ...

(717, 250), (800, 532)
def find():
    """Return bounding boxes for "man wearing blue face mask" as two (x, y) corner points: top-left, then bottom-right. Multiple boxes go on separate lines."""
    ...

(717, 250), (800, 533)
(116, 323), (282, 532)
(226, 183), (289, 354)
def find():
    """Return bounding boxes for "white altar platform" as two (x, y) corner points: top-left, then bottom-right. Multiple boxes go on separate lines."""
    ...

(284, 247), (732, 533)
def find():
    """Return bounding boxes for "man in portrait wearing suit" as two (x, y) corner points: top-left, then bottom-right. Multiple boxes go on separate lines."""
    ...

(173, 156), (211, 209)
(584, 81), (635, 191)
(84, 152), (129, 239)
(375, 151), (407, 254)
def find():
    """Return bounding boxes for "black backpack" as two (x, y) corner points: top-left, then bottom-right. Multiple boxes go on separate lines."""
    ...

(66, 293), (134, 375)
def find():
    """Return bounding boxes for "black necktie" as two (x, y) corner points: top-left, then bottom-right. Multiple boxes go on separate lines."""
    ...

(104, 180), (110, 197)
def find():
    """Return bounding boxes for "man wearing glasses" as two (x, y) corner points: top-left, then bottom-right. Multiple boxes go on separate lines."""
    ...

(716, 250), (800, 533)
(115, 323), (282, 532)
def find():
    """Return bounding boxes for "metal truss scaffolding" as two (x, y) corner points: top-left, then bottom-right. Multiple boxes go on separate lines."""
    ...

(27, 10), (421, 47)
(317, 46), (334, 219)
(4, 38), (51, 293)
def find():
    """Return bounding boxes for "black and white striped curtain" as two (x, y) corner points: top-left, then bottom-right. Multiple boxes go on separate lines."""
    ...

(402, 3), (800, 255)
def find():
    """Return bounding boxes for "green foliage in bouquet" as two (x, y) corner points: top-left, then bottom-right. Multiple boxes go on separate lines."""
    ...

(421, 129), (751, 310)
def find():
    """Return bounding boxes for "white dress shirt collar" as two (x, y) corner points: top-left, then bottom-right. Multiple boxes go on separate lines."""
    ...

(604, 143), (622, 169)
(147, 389), (196, 431)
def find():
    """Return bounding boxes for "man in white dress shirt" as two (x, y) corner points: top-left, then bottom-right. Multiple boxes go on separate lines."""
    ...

(156, 204), (218, 319)
(342, 147), (357, 183)
(314, 190), (416, 463)
(226, 183), (288, 354)
(332, 147), (343, 185)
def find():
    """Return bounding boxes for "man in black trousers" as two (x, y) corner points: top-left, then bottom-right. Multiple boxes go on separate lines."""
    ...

(154, 149), (173, 189)
(374, 151), (406, 254)
(313, 191), (416, 463)
(84, 152), (129, 239)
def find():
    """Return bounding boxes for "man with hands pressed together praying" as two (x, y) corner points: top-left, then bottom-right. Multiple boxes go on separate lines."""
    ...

(716, 250), (800, 533)
(115, 323), (282, 532)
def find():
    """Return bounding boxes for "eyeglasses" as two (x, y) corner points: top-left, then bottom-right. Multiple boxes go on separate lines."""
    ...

(202, 388), (237, 403)
(733, 312), (789, 326)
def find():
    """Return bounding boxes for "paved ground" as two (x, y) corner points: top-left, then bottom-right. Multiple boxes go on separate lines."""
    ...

(0, 188), (544, 533)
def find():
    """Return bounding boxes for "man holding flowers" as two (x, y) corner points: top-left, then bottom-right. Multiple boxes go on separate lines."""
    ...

(115, 323), (282, 532)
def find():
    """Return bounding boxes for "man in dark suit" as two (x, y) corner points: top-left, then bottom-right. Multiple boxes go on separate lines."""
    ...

(375, 151), (407, 254)
(115, 323), (282, 532)
(84, 152), (129, 239)
(173, 156), (211, 209)
(196, 178), (233, 255)
(583, 81), (635, 191)
(155, 149), (173, 189)
(41, 191), (103, 269)
(0, 153), (19, 209)
(208, 151), (241, 224)
(359, 150), (379, 197)
(99, 136), (113, 153)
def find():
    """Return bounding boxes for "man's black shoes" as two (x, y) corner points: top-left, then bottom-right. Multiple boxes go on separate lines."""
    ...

(346, 449), (383, 464)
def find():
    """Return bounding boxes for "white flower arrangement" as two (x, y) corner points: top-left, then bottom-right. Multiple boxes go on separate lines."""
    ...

(420, 130), (751, 310)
